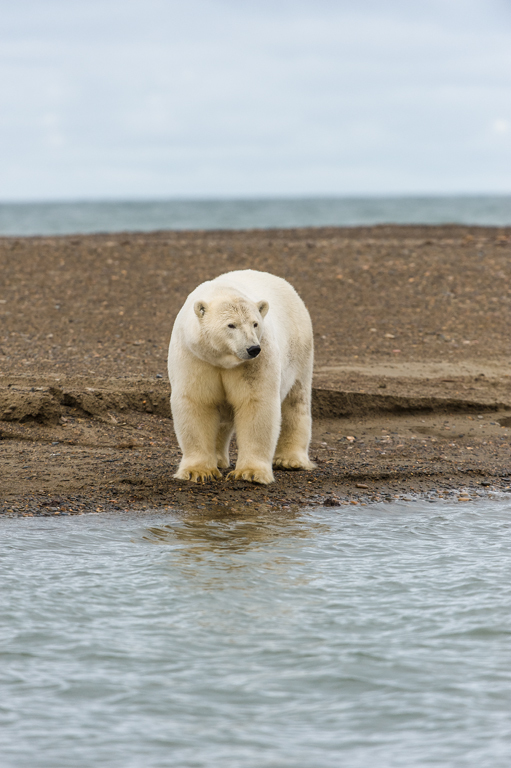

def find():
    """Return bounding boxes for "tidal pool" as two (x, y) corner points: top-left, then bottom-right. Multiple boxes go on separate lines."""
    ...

(1, 497), (511, 767)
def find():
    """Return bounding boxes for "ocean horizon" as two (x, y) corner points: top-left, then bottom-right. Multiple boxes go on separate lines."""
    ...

(1, 194), (510, 236)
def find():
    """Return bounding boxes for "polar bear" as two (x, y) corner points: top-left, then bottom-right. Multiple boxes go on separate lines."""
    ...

(167, 269), (315, 484)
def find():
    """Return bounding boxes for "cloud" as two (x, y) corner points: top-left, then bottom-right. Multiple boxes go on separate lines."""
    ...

(0, 0), (510, 199)
(493, 119), (510, 134)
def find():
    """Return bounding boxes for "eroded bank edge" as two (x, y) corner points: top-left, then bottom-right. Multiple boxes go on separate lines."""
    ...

(1, 378), (510, 426)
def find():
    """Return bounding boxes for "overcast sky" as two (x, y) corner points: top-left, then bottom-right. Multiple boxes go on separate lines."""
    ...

(1, 0), (510, 201)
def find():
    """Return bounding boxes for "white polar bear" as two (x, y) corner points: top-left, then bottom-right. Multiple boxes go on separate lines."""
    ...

(167, 269), (315, 484)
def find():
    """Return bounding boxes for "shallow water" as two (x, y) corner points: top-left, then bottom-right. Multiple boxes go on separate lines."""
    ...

(1, 195), (510, 235)
(2, 497), (511, 767)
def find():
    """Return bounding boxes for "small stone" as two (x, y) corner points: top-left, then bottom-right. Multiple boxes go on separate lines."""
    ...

(355, 483), (369, 489)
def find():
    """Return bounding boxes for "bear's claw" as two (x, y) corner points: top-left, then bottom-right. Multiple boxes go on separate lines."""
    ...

(174, 466), (222, 483)
(227, 467), (274, 485)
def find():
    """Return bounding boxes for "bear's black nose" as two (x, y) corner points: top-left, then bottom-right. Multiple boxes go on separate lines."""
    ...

(247, 345), (261, 358)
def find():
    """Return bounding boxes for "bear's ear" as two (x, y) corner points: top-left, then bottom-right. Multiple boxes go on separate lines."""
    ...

(257, 300), (269, 318)
(194, 300), (207, 318)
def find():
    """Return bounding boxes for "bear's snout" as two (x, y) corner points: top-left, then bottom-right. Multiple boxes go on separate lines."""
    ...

(247, 345), (261, 358)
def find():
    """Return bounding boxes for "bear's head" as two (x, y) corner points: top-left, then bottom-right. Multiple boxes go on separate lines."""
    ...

(191, 293), (269, 368)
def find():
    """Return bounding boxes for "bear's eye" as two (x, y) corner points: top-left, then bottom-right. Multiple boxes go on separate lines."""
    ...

(228, 323), (236, 329)
(253, 323), (258, 328)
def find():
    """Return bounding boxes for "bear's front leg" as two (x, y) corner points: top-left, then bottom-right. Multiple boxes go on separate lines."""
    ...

(227, 395), (281, 485)
(171, 394), (222, 482)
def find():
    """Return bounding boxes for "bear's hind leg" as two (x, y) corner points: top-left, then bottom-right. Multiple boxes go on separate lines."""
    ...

(216, 406), (234, 469)
(273, 380), (315, 471)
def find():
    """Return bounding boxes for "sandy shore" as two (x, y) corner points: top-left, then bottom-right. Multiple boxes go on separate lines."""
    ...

(1, 224), (510, 516)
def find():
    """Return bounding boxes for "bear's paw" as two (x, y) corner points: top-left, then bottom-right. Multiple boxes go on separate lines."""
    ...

(174, 465), (222, 483)
(227, 465), (274, 485)
(273, 454), (316, 471)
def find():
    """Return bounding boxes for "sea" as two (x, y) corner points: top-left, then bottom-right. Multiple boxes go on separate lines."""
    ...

(0, 195), (510, 236)
(2, 496), (511, 768)
(2, 195), (511, 767)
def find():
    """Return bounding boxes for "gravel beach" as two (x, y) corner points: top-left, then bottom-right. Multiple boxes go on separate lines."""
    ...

(1, 224), (510, 516)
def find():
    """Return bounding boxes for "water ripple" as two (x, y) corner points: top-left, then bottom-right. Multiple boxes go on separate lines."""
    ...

(1, 498), (511, 767)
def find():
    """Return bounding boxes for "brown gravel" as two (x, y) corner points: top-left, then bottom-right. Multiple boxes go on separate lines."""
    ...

(1, 224), (510, 517)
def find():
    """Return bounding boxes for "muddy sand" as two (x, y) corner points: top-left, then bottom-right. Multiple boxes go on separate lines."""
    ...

(1, 224), (510, 517)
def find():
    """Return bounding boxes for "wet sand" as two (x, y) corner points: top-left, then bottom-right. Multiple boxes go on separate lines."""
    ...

(1, 225), (510, 516)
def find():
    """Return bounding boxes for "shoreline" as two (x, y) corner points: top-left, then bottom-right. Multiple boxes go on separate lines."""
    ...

(1, 225), (510, 516)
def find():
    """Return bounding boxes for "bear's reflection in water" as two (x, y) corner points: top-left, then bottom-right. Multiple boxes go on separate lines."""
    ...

(140, 505), (323, 581)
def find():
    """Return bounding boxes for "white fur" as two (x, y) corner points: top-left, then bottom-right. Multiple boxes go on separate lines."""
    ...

(168, 269), (315, 484)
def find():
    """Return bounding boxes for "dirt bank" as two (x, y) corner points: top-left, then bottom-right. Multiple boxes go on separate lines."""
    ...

(1, 225), (510, 516)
